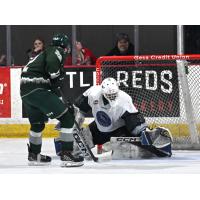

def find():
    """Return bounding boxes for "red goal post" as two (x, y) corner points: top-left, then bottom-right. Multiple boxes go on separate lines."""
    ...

(96, 54), (200, 150)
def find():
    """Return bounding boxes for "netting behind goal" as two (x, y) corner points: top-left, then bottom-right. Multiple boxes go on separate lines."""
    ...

(96, 55), (200, 150)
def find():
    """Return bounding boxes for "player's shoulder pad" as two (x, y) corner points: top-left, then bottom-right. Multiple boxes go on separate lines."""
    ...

(118, 90), (132, 102)
(118, 90), (138, 113)
(83, 85), (101, 98)
(47, 46), (63, 62)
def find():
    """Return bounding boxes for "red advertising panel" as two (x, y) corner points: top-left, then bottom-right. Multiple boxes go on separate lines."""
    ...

(0, 68), (11, 117)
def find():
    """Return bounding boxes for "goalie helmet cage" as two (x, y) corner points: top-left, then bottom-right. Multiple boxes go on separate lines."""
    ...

(96, 54), (200, 150)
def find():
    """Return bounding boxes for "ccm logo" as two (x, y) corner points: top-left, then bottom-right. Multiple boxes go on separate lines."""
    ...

(0, 83), (6, 95)
(116, 137), (138, 142)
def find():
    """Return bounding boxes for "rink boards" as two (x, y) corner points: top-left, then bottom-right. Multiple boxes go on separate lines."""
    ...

(0, 67), (199, 138)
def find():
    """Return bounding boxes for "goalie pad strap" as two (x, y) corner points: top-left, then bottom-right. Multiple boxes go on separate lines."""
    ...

(139, 143), (171, 157)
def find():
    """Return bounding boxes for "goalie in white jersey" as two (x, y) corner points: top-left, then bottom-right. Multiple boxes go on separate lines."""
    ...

(55, 77), (173, 159)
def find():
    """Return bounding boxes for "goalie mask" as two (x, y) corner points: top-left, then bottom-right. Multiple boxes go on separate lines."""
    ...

(101, 78), (119, 103)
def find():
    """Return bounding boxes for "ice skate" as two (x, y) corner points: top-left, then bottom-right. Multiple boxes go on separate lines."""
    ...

(60, 151), (84, 167)
(27, 144), (52, 166)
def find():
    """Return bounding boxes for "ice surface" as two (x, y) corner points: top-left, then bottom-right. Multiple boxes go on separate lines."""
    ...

(0, 138), (200, 174)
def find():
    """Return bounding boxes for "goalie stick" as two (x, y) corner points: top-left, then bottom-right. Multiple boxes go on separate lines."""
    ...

(73, 121), (99, 162)
(58, 88), (99, 162)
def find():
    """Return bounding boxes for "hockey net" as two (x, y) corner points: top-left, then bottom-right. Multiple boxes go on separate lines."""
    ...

(96, 54), (200, 150)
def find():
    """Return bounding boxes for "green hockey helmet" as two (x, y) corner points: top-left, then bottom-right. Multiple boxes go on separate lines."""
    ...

(52, 33), (70, 49)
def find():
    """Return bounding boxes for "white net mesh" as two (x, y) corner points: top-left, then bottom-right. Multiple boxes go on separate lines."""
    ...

(96, 55), (200, 149)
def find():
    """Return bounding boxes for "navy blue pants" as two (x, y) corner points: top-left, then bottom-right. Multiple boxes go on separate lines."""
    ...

(89, 121), (132, 145)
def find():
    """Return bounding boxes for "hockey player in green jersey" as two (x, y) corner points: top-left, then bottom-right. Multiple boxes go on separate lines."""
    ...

(20, 33), (84, 167)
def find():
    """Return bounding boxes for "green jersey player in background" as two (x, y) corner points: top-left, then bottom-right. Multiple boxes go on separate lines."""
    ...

(20, 33), (84, 167)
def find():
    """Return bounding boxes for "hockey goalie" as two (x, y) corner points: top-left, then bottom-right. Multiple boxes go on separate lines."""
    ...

(55, 77), (173, 160)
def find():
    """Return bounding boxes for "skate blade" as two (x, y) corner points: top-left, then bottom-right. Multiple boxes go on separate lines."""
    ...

(61, 161), (84, 167)
(28, 161), (51, 166)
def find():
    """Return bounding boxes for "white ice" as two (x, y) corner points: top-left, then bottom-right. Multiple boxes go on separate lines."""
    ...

(1, 138), (200, 174)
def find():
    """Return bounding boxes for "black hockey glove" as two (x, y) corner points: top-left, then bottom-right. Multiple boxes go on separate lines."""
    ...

(50, 74), (65, 90)
(65, 101), (75, 115)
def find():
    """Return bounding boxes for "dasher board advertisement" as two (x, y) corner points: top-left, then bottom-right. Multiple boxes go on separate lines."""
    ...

(0, 68), (11, 118)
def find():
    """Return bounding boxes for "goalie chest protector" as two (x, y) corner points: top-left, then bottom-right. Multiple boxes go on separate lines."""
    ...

(83, 85), (138, 132)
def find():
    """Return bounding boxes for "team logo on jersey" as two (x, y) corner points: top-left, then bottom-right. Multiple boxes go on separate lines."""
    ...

(93, 100), (98, 105)
(46, 112), (54, 117)
(55, 49), (62, 62)
(96, 111), (111, 127)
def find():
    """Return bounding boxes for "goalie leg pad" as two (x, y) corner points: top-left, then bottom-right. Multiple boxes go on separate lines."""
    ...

(111, 140), (172, 158)
(147, 127), (173, 147)
(110, 137), (155, 159)
(140, 142), (172, 157)
(111, 140), (140, 160)
(140, 131), (153, 145)
(138, 127), (173, 157)
(154, 142), (172, 157)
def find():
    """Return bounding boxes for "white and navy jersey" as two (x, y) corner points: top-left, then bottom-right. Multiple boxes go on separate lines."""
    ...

(78, 85), (138, 132)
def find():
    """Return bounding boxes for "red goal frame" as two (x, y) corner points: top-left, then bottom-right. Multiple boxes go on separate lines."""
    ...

(96, 54), (200, 85)
(95, 54), (200, 152)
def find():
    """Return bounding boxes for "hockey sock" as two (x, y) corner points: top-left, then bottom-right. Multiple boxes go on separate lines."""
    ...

(59, 128), (74, 152)
(54, 138), (62, 156)
(29, 143), (41, 154)
(61, 141), (73, 152)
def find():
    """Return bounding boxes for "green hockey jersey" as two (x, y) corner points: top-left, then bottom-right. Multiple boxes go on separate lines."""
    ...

(20, 46), (66, 97)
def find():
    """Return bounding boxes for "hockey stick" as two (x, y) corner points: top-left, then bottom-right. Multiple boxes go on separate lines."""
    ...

(73, 122), (99, 162)
(58, 88), (99, 162)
